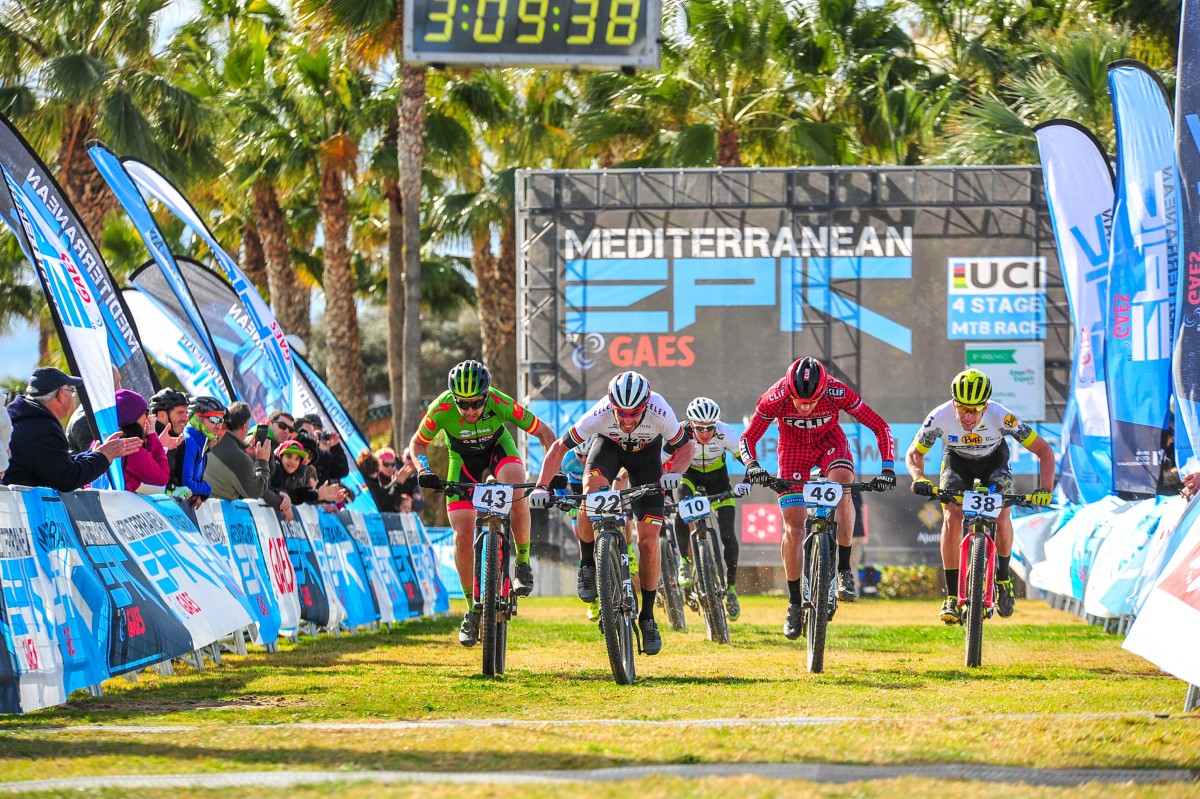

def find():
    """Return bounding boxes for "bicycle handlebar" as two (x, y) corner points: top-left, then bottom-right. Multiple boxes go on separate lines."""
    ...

(761, 477), (883, 495)
(931, 490), (1034, 508)
(431, 479), (542, 499)
(547, 482), (663, 513)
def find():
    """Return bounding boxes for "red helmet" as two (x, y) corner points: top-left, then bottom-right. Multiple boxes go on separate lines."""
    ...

(785, 357), (827, 401)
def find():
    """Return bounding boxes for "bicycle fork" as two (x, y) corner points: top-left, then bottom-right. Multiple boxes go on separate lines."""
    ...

(605, 526), (643, 653)
(956, 521), (997, 618)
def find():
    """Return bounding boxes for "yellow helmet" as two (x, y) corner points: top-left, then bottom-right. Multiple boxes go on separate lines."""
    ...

(951, 369), (991, 405)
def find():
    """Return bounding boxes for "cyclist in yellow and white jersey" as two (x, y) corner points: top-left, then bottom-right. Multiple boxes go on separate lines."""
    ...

(905, 369), (1055, 624)
(668, 397), (751, 620)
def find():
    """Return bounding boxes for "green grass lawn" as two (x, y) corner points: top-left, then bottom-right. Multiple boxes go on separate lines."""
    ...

(1, 597), (1197, 791)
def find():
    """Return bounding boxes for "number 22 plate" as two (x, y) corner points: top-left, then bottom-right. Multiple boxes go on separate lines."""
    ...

(585, 490), (623, 520)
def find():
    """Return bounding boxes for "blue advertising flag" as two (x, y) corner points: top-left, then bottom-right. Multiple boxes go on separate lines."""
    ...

(1106, 61), (1180, 495)
(1174, 0), (1200, 478)
(120, 159), (295, 408)
(0, 116), (158, 408)
(121, 288), (234, 405)
(1034, 120), (1116, 502)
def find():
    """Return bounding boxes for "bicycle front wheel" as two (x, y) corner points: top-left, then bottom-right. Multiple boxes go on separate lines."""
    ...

(964, 532), (987, 668)
(696, 534), (730, 644)
(597, 531), (636, 685)
(659, 532), (687, 633)
(480, 523), (503, 676)
(806, 530), (833, 673)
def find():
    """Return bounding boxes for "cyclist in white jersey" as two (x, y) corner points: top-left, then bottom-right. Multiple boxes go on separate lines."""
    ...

(906, 369), (1054, 623)
(667, 397), (751, 620)
(530, 371), (694, 656)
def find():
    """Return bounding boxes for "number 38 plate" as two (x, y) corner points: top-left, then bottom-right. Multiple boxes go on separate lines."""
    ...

(472, 485), (513, 516)
(962, 491), (1003, 518)
(585, 490), (623, 520)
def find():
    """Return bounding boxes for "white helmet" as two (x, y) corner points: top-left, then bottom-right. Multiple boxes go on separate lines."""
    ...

(686, 397), (721, 424)
(608, 371), (651, 410)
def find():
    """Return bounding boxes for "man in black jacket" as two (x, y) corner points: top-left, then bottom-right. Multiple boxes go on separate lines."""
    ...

(6, 367), (142, 491)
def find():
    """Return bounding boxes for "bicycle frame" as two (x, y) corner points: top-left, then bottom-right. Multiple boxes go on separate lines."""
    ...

(957, 516), (997, 617)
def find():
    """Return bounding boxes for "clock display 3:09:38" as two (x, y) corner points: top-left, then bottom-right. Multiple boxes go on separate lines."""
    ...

(421, 0), (645, 46)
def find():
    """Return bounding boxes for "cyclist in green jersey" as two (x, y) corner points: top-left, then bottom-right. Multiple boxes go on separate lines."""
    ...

(410, 360), (559, 647)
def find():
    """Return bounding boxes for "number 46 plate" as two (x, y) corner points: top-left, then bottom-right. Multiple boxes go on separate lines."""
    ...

(472, 485), (513, 516)
(804, 482), (843, 507)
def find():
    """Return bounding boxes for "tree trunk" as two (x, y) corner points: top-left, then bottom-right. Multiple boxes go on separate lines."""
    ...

(318, 161), (366, 424)
(57, 112), (114, 244)
(240, 221), (270, 299)
(474, 222), (517, 396)
(385, 172), (406, 448)
(398, 64), (427, 440)
(717, 122), (743, 168)
(253, 181), (311, 344)
(38, 315), (53, 365)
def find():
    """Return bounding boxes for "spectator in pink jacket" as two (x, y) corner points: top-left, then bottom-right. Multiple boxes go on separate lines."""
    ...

(117, 389), (169, 494)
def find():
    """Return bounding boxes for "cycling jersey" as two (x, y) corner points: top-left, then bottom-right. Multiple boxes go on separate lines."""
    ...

(563, 391), (688, 454)
(415, 388), (541, 455)
(911, 400), (1037, 461)
(681, 420), (739, 473)
(740, 375), (896, 469)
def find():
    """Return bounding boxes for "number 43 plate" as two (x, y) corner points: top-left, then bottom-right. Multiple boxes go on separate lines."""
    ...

(472, 485), (513, 516)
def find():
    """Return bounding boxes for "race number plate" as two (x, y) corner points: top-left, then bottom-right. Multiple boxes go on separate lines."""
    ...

(585, 490), (623, 521)
(472, 484), (513, 517)
(803, 482), (844, 507)
(677, 495), (711, 523)
(962, 491), (1003, 519)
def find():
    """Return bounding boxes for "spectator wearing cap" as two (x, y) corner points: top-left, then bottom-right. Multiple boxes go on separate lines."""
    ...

(117, 390), (169, 494)
(357, 449), (404, 512)
(270, 438), (345, 507)
(180, 396), (226, 501)
(205, 401), (275, 506)
(5, 367), (142, 491)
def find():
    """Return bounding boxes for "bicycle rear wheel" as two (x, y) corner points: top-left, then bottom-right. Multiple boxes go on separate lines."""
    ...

(696, 534), (730, 644)
(597, 531), (636, 685)
(964, 532), (987, 668)
(806, 530), (832, 673)
(658, 532), (687, 633)
(480, 523), (503, 676)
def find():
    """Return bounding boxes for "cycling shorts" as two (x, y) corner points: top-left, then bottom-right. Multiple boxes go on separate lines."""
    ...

(445, 429), (523, 510)
(584, 436), (665, 523)
(939, 440), (1014, 495)
(678, 465), (734, 509)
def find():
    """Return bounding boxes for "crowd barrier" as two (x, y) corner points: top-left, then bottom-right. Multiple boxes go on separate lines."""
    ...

(1013, 494), (1200, 709)
(0, 486), (449, 714)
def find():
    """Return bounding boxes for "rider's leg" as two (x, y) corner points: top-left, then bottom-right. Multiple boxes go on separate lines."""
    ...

(716, 504), (738, 586)
(496, 459), (531, 549)
(941, 503), (965, 593)
(449, 504), (479, 600)
(829, 464), (856, 567)
(635, 516), (660, 620)
(781, 501), (807, 591)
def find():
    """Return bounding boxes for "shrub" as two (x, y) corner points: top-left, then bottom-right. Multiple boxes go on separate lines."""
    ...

(877, 565), (942, 599)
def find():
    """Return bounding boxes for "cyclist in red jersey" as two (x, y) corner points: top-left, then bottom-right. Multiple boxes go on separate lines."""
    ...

(739, 357), (897, 640)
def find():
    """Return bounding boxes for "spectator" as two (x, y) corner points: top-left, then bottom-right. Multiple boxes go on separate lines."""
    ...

(0, 392), (11, 484)
(270, 438), (345, 506)
(358, 448), (406, 512)
(205, 401), (274, 503)
(149, 388), (189, 490)
(5, 367), (141, 491)
(268, 409), (297, 443)
(180, 396), (226, 502)
(299, 413), (350, 485)
(117, 389), (169, 494)
(377, 446), (423, 512)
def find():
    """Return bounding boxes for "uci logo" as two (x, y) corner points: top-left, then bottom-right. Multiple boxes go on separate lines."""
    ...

(950, 257), (1046, 295)
(961, 433), (983, 445)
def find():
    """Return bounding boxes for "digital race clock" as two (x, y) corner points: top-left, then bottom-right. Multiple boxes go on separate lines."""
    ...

(403, 0), (661, 70)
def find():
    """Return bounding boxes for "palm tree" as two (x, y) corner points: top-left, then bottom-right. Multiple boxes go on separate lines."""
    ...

(0, 0), (216, 240)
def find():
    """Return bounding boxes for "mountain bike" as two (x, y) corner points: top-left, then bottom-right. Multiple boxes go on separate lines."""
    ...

(549, 483), (662, 685)
(432, 477), (538, 676)
(675, 488), (742, 645)
(656, 498), (688, 633)
(931, 484), (1033, 668)
(765, 476), (882, 673)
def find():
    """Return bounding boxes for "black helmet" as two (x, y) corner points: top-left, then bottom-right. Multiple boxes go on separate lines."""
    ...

(187, 395), (226, 417)
(785, 356), (827, 402)
(148, 388), (189, 413)
(448, 360), (491, 399)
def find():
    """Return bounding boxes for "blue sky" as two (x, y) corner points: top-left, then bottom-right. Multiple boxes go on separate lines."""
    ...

(0, 1), (198, 383)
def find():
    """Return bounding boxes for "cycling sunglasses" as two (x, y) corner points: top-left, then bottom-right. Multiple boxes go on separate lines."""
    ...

(693, 424), (716, 432)
(455, 397), (487, 411)
(953, 401), (987, 413)
(614, 405), (645, 419)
